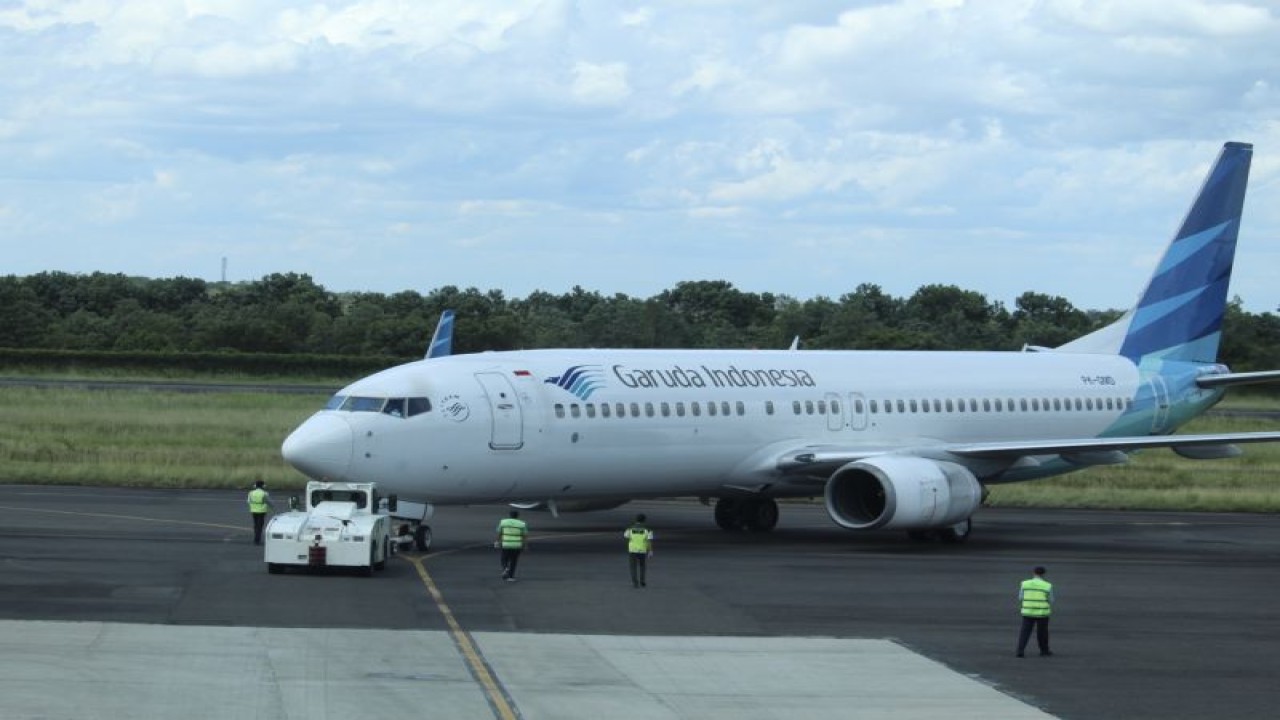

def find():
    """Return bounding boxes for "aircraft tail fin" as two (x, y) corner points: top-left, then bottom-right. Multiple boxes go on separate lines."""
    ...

(426, 309), (455, 359)
(1057, 142), (1252, 364)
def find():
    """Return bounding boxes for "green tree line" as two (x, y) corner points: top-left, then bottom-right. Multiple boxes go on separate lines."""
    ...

(1, 271), (1277, 374)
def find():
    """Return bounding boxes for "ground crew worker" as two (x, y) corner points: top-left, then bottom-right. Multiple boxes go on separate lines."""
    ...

(247, 480), (274, 545)
(626, 513), (654, 588)
(1016, 566), (1055, 657)
(495, 510), (528, 582)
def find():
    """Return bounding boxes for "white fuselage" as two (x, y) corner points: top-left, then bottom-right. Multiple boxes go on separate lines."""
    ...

(281, 348), (1175, 506)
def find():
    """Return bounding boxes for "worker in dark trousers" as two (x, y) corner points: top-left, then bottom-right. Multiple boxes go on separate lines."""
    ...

(1016, 566), (1055, 657)
(625, 513), (654, 588)
(247, 480), (275, 545)
(495, 510), (528, 582)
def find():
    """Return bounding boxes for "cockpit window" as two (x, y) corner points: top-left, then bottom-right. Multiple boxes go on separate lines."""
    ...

(342, 396), (385, 412)
(326, 394), (432, 418)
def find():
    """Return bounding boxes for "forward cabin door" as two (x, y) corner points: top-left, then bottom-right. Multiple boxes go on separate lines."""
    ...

(475, 372), (524, 450)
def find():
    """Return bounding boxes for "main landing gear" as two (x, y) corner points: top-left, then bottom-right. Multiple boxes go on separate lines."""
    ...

(714, 497), (779, 532)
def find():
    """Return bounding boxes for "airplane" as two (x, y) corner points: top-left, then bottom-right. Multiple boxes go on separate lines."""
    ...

(282, 141), (1280, 550)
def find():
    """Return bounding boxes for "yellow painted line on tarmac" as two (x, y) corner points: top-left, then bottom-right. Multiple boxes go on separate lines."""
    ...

(404, 555), (521, 720)
(0, 504), (245, 532)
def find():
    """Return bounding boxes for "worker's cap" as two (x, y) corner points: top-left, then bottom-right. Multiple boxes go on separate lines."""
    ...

(1033, 565), (1047, 575)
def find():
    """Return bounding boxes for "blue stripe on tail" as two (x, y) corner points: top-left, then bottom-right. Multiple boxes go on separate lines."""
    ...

(1118, 142), (1252, 363)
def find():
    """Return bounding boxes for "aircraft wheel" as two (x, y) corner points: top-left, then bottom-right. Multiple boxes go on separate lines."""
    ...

(414, 524), (433, 552)
(714, 498), (742, 531)
(937, 518), (973, 544)
(742, 498), (779, 532)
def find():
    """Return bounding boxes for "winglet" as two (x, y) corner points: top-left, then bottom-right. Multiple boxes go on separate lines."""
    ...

(425, 309), (455, 359)
(1058, 142), (1252, 363)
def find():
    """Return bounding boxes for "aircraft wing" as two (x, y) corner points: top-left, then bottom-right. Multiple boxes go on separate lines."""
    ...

(775, 431), (1280, 475)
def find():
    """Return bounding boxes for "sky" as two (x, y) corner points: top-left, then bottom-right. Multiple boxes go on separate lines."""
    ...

(2, 0), (1279, 314)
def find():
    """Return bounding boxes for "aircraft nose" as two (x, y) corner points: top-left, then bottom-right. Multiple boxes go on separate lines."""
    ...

(281, 414), (354, 481)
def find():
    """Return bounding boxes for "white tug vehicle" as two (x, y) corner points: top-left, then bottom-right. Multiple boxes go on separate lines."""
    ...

(264, 480), (393, 575)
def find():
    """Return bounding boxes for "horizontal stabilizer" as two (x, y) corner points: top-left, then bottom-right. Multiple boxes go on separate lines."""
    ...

(1195, 370), (1280, 389)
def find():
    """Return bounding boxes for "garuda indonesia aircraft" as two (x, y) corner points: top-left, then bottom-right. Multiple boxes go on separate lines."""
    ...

(283, 142), (1280, 550)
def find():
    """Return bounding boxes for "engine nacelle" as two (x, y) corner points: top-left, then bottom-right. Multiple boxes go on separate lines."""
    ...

(824, 456), (982, 531)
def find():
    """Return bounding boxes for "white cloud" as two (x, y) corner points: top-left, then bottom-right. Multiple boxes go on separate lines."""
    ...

(0, 0), (1277, 312)
(571, 61), (631, 105)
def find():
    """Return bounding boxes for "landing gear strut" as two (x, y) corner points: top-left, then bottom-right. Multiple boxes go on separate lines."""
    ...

(714, 497), (779, 532)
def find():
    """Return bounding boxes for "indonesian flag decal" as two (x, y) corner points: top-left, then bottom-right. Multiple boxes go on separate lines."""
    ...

(513, 369), (532, 377)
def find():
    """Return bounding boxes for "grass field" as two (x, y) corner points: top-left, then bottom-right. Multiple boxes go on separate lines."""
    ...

(0, 386), (320, 490)
(1, 382), (1278, 511)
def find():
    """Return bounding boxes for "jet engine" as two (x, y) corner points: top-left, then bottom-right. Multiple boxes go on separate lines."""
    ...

(824, 456), (982, 531)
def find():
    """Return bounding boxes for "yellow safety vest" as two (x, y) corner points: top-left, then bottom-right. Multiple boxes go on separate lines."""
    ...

(627, 526), (651, 553)
(247, 488), (270, 514)
(497, 518), (527, 549)
(1020, 577), (1053, 617)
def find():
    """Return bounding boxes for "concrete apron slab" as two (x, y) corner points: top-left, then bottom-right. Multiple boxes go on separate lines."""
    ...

(475, 633), (1054, 720)
(0, 621), (1052, 719)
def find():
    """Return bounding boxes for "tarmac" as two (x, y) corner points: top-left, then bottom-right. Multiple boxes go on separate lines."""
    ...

(2, 484), (1278, 719)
